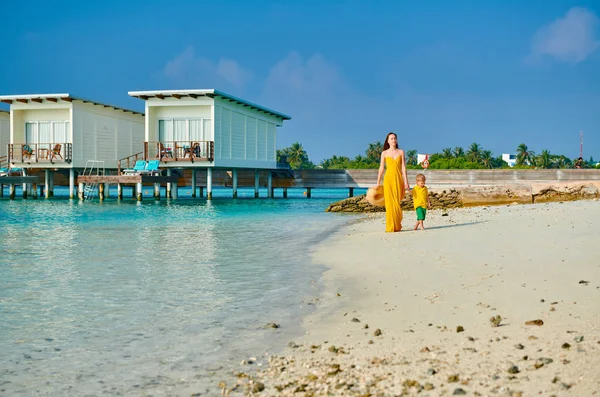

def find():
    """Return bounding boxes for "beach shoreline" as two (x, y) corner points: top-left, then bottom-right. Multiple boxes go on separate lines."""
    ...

(229, 199), (600, 396)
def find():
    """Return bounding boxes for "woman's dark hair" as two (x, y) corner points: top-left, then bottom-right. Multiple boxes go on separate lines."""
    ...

(383, 132), (397, 151)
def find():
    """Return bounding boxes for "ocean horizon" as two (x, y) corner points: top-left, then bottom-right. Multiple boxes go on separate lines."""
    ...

(0, 194), (360, 395)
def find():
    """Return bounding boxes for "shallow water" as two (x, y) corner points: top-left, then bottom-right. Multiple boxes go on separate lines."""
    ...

(0, 194), (359, 396)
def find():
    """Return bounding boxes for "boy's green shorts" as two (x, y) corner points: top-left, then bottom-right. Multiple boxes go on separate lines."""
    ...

(416, 206), (427, 221)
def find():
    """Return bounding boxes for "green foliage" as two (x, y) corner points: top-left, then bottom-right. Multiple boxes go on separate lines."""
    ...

(279, 140), (590, 171)
(277, 142), (314, 169)
(406, 150), (418, 165)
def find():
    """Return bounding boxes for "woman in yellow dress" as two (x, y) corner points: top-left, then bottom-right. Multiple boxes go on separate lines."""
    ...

(375, 132), (410, 232)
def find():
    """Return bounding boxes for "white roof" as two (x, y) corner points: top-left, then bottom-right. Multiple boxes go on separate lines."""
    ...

(0, 93), (143, 115)
(128, 89), (291, 120)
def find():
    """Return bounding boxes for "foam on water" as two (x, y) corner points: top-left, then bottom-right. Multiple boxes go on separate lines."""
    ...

(0, 194), (357, 395)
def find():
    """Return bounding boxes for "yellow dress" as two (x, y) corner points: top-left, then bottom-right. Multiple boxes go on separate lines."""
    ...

(384, 156), (404, 232)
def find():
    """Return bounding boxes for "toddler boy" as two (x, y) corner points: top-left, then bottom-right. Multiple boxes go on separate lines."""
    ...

(412, 174), (430, 230)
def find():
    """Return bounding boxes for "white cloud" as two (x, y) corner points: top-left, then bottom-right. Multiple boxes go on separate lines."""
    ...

(264, 52), (344, 97)
(530, 7), (600, 63)
(163, 46), (252, 88)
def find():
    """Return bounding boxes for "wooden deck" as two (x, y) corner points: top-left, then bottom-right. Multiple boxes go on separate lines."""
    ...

(0, 176), (41, 199)
(0, 176), (40, 184)
(77, 175), (179, 184)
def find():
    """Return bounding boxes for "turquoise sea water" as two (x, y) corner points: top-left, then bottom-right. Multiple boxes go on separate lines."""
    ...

(0, 190), (362, 396)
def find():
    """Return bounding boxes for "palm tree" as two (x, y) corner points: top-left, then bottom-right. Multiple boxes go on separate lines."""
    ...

(366, 141), (383, 163)
(406, 149), (418, 165)
(466, 143), (483, 163)
(480, 150), (493, 169)
(286, 142), (309, 169)
(537, 149), (553, 169)
(453, 146), (465, 158)
(516, 143), (535, 166)
(554, 155), (571, 169)
(442, 148), (453, 158)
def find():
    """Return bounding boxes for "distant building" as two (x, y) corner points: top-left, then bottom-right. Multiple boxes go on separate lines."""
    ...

(502, 153), (517, 167)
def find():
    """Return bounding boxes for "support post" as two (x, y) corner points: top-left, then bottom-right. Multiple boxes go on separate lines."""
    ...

(191, 169), (197, 198)
(349, 187), (354, 197)
(48, 171), (54, 197)
(267, 171), (272, 198)
(254, 169), (260, 198)
(166, 168), (172, 198)
(9, 184), (16, 199)
(117, 183), (123, 200)
(283, 187), (287, 198)
(232, 168), (238, 198)
(199, 186), (203, 198)
(45, 170), (51, 198)
(69, 169), (75, 199)
(154, 183), (160, 200)
(172, 181), (178, 199)
(0, 184), (3, 198)
(306, 188), (312, 198)
(104, 183), (110, 198)
(22, 182), (28, 199)
(136, 182), (143, 201)
(207, 168), (213, 200)
(99, 183), (105, 200)
(78, 183), (85, 200)
(32, 184), (38, 199)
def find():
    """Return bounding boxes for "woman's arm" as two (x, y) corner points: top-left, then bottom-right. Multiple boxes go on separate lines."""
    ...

(376, 151), (385, 187)
(401, 150), (410, 191)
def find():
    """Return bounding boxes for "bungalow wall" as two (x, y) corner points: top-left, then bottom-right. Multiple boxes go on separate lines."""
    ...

(213, 97), (281, 169)
(0, 110), (9, 157)
(72, 102), (144, 168)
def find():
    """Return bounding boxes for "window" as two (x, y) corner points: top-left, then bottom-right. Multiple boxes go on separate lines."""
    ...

(25, 121), (70, 144)
(158, 118), (210, 143)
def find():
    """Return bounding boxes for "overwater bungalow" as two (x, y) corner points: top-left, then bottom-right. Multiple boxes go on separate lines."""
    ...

(128, 89), (291, 198)
(0, 109), (9, 160)
(0, 93), (144, 197)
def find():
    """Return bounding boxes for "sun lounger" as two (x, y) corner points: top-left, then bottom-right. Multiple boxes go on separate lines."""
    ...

(139, 160), (161, 175)
(122, 160), (147, 175)
(0, 167), (23, 177)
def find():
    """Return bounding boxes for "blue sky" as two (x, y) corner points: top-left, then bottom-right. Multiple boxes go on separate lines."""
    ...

(1, 1), (599, 162)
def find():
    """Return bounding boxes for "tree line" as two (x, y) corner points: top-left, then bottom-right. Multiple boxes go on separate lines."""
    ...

(277, 141), (599, 170)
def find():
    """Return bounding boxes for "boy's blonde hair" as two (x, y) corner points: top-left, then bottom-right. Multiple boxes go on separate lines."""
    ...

(416, 173), (426, 182)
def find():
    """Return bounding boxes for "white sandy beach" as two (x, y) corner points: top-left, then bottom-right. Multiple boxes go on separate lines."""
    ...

(232, 199), (600, 396)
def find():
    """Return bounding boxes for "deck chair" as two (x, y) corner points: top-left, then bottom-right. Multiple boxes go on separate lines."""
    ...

(49, 144), (63, 161)
(140, 160), (161, 175)
(122, 160), (147, 175)
(184, 142), (199, 159)
(22, 144), (34, 160)
(157, 142), (172, 158)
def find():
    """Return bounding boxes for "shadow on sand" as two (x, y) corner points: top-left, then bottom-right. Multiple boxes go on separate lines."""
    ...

(421, 221), (486, 231)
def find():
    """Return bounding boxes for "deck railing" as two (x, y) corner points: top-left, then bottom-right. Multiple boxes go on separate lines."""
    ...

(117, 152), (144, 175)
(8, 143), (73, 164)
(144, 141), (214, 162)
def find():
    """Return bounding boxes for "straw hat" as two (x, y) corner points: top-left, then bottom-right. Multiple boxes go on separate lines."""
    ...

(365, 186), (385, 206)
